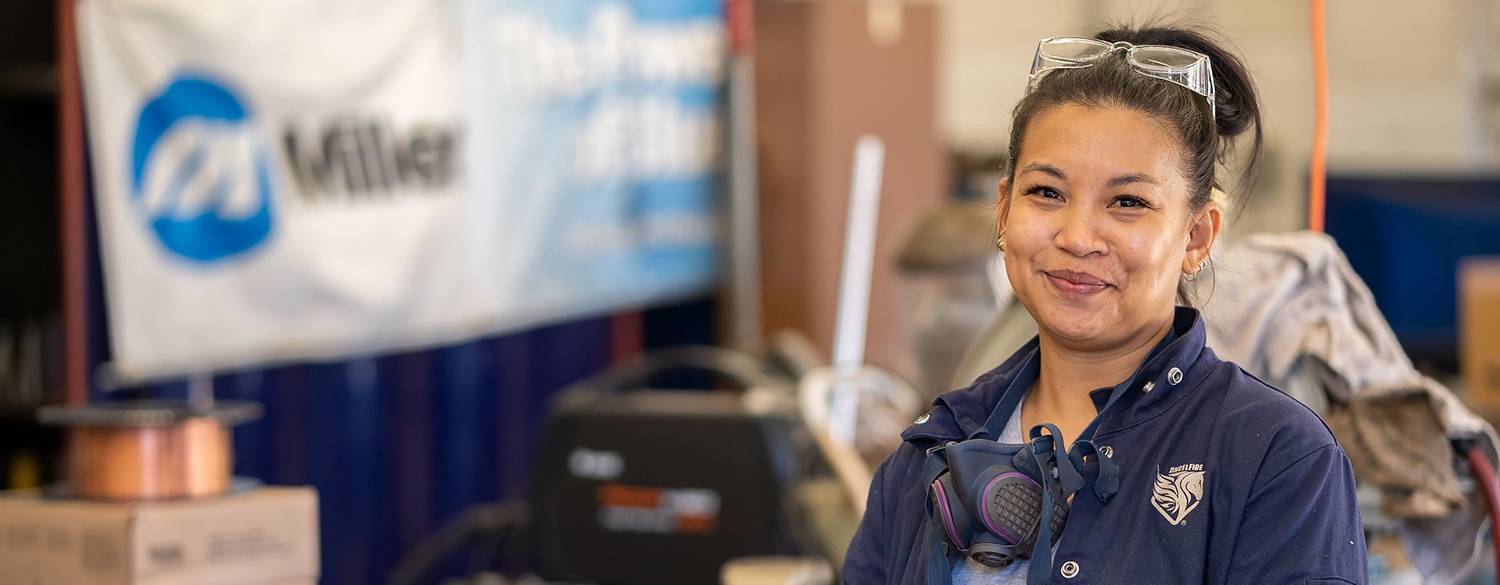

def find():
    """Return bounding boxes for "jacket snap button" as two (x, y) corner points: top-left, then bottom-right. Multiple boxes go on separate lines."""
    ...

(1100, 445), (1113, 458)
(1168, 367), (1184, 385)
(915, 413), (930, 424)
(1061, 560), (1080, 579)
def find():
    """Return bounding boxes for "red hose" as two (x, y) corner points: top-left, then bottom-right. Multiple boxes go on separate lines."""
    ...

(1464, 446), (1500, 569)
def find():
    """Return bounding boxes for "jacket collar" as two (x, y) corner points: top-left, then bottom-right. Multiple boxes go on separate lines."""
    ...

(902, 306), (1213, 446)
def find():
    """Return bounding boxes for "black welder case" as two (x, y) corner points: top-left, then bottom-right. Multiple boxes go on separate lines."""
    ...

(531, 386), (810, 585)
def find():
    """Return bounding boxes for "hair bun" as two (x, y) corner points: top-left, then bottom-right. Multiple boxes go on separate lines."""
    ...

(1096, 26), (1261, 145)
(1098, 26), (1260, 168)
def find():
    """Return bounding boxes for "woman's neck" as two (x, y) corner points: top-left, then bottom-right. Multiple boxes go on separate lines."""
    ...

(1030, 316), (1175, 415)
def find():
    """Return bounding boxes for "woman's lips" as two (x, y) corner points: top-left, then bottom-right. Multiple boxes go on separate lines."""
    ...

(1044, 270), (1110, 296)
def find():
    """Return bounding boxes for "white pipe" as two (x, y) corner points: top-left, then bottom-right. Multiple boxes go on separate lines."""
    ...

(727, 55), (762, 351)
(832, 135), (885, 370)
(829, 135), (885, 446)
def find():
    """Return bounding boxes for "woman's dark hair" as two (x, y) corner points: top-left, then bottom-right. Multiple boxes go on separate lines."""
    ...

(1004, 25), (1264, 211)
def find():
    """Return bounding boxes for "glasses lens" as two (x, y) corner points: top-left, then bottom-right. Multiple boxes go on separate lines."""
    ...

(1130, 46), (1202, 70)
(1040, 38), (1112, 63)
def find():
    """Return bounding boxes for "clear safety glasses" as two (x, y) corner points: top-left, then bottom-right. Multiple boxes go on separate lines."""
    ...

(1028, 37), (1216, 118)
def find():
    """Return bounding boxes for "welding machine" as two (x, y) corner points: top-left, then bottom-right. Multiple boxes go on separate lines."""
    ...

(529, 346), (817, 585)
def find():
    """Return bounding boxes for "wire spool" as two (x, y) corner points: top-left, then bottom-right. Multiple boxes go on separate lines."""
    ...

(38, 400), (261, 501)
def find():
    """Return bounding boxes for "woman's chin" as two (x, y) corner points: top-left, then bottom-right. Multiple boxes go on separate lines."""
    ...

(1034, 304), (1112, 344)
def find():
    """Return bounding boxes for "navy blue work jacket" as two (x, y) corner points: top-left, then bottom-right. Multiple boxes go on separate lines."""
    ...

(844, 307), (1367, 584)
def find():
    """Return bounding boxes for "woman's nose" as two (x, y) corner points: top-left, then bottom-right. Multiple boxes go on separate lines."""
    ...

(1054, 208), (1107, 257)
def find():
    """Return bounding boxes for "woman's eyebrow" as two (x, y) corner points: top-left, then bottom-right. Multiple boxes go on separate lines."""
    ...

(1021, 163), (1158, 188)
(1107, 173), (1158, 188)
(1020, 162), (1066, 179)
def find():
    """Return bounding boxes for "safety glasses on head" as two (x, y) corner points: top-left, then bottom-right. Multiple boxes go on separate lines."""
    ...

(1028, 37), (1216, 118)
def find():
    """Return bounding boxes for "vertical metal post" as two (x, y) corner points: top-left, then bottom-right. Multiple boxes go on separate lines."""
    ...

(58, 0), (88, 405)
(725, 0), (761, 351)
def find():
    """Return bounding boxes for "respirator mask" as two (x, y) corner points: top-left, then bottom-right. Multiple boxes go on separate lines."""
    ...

(922, 422), (1119, 584)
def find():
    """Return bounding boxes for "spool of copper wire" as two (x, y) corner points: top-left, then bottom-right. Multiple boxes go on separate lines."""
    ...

(39, 401), (261, 501)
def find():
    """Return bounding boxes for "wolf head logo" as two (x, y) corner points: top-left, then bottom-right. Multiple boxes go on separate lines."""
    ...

(1151, 465), (1205, 526)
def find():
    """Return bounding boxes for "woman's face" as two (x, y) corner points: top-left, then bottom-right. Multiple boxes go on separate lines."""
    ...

(999, 103), (1220, 351)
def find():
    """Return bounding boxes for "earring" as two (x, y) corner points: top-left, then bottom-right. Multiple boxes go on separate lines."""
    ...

(996, 231), (1006, 252)
(1183, 258), (1209, 282)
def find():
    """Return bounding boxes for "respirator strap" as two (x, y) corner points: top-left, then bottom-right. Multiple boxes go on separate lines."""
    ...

(1025, 441), (1066, 585)
(1024, 424), (1087, 585)
(1028, 424), (1084, 496)
(1070, 440), (1120, 502)
(922, 445), (958, 585)
(1063, 365), (1138, 504)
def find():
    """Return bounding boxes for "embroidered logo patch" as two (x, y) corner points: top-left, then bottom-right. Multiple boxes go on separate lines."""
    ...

(1151, 463), (1205, 526)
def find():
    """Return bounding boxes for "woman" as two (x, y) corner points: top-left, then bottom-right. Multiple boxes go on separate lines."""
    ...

(843, 25), (1366, 584)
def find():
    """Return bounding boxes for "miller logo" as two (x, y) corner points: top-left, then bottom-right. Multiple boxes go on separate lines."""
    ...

(1151, 463), (1205, 526)
(131, 72), (275, 264)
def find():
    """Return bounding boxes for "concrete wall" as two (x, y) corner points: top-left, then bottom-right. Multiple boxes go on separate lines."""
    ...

(939, 0), (1500, 235)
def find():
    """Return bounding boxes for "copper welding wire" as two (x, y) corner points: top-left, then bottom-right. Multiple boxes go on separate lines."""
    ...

(69, 417), (232, 500)
(39, 401), (261, 501)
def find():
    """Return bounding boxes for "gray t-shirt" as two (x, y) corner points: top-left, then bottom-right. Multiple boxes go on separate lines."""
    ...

(951, 401), (1030, 584)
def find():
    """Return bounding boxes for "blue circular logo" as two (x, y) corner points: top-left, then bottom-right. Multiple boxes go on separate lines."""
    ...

(131, 73), (274, 263)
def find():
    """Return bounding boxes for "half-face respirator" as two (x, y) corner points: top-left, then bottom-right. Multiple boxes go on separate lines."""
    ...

(923, 423), (1119, 584)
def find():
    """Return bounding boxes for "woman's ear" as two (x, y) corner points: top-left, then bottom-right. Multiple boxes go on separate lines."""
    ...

(996, 177), (1012, 236)
(1182, 200), (1223, 274)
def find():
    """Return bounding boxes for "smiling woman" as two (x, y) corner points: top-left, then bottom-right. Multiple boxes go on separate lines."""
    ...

(843, 24), (1367, 585)
(1002, 104), (1204, 358)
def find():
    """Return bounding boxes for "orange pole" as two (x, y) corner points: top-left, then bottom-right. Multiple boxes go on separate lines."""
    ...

(1308, 0), (1328, 233)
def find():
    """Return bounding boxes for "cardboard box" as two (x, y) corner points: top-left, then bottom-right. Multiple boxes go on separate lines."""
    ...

(0, 487), (318, 585)
(1461, 257), (1500, 407)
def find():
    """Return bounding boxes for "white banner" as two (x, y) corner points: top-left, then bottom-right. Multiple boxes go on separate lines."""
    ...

(79, 0), (725, 381)
(80, 0), (490, 380)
